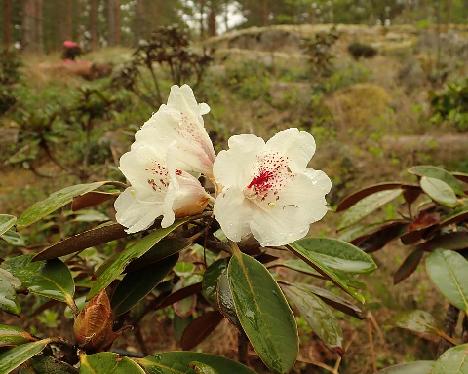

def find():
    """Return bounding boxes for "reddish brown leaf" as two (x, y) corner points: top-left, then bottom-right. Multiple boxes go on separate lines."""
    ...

(33, 223), (127, 261)
(440, 211), (468, 227)
(180, 311), (223, 350)
(393, 248), (424, 284)
(71, 191), (117, 211)
(408, 211), (440, 232)
(417, 232), (468, 252)
(453, 172), (468, 184)
(353, 221), (408, 253)
(336, 183), (419, 212)
(156, 282), (203, 310)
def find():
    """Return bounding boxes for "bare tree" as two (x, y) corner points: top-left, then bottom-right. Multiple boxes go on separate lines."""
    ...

(61, 0), (73, 41)
(22, 0), (36, 52)
(3, 0), (13, 49)
(35, 0), (43, 52)
(208, 1), (217, 37)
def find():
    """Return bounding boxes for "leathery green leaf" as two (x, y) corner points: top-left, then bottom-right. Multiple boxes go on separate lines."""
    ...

(420, 176), (458, 207)
(0, 324), (36, 347)
(0, 339), (51, 374)
(0, 214), (16, 236)
(80, 352), (145, 374)
(432, 344), (468, 374)
(0, 269), (21, 315)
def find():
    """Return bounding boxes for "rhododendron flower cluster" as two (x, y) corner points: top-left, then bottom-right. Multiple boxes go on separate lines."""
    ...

(115, 84), (332, 245)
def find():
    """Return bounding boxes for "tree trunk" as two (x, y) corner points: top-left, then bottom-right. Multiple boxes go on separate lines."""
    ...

(208, 2), (216, 37)
(22, 0), (36, 52)
(3, 0), (13, 49)
(90, 0), (99, 50)
(107, 0), (120, 46)
(62, 0), (73, 41)
(199, 0), (206, 39)
(35, 0), (43, 52)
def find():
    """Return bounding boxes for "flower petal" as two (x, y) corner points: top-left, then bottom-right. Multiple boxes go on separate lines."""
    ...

(167, 84), (209, 117)
(115, 188), (164, 234)
(214, 134), (265, 188)
(214, 187), (253, 242)
(265, 128), (316, 171)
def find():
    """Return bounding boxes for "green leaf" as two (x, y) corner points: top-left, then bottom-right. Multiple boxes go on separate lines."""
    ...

(420, 177), (458, 207)
(426, 249), (468, 312)
(0, 269), (21, 315)
(228, 250), (298, 373)
(111, 254), (178, 316)
(1, 229), (24, 246)
(80, 352), (145, 374)
(30, 355), (78, 374)
(409, 166), (464, 196)
(0, 215), (16, 236)
(17, 181), (108, 227)
(377, 360), (434, 373)
(0, 324), (35, 347)
(216, 272), (241, 328)
(291, 238), (376, 273)
(338, 189), (403, 229)
(432, 344), (468, 374)
(270, 259), (324, 278)
(136, 352), (256, 374)
(2, 255), (75, 307)
(175, 262), (195, 277)
(282, 283), (342, 352)
(0, 339), (51, 374)
(189, 361), (217, 374)
(391, 310), (440, 335)
(88, 219), (187, 300)
(289, 242), (367, 303)
(202, 258), (228, 305)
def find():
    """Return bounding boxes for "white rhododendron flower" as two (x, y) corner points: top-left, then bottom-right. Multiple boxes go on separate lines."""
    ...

(114, 143), (210, 233)
(213, 128), (332, 246)
(134, 84), (215, 176)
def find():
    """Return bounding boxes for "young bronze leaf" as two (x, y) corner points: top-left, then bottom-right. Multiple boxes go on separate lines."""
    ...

(33, 223), (127, 261)
(354, 221), (408, 253)
(417, 232), (468, 252)
(180, 311), (224, 350)
(336, 183), (417, 211)
(156, 282), (203, 310)
(71, 191), (117, 211)
(393, 248), (424, 284)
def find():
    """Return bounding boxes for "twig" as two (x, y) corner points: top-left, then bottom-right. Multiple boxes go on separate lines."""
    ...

(237, 331), (249, 365)
(134, 325), (148, 355)
(367, 314), (376, 373)
(437, 304), (459, 355)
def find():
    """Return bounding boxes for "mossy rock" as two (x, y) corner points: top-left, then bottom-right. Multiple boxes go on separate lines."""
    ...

(325, 83), (394, 135)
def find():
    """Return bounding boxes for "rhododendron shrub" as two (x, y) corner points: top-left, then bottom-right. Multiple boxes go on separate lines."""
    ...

(0, 85), (386, 373)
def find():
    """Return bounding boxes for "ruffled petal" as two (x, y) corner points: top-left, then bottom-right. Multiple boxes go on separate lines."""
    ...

(214, 134), (265, 189)
(265, 128), (316, 171)
(114, 188), (164, 234)
(214, 187), (253, 242)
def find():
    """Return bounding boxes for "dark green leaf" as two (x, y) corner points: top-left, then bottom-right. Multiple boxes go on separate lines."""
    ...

(111, 254), (178, 316)
(0, 269), (21, 315)
(18, 181), (108, 227)
(202, 259), (228, 305)
(228, 250), (298, 373)
(288, 243), (366, 303)
(432, 343), (468, 373)
(282, 283), (343, 352)
(30, 355), (78, 374)
(216, 272), (241, 328)
(426, 249), (468, 312)
(125, 238), (189, 273)
(420, 177), (458, 207)
(33, 223), (127, 261)
(136, 352), (256, 374)
(180, 311), (224, 350)
(88, 219), (187, 300)
(2, 255), (75, 307)
(377, 360), (434, 373)
(0, 339), (51, 374)
(282, 282), (364, 319)
(338, 189), (403, 230)
(291, 238), (376, 273)
(80, 352), (145, 373)
(0, 324), (35, 347)
(409, 166), (464, 196)
(0, 214), (16, 236)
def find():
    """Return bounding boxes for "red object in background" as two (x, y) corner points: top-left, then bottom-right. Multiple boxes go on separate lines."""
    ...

(63, 40), (78, 49)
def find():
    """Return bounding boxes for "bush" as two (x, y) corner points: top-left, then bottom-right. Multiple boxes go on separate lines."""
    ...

(430, 79), (468, 132)
(347, 42), (377, 59)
